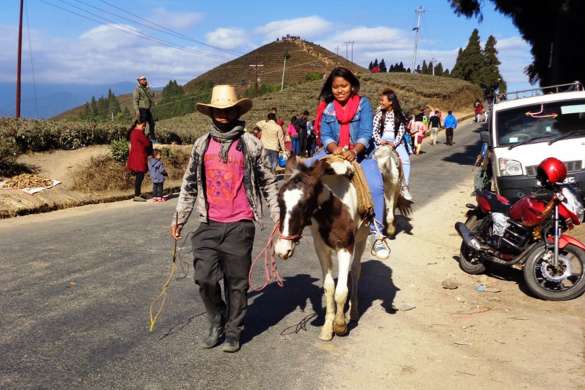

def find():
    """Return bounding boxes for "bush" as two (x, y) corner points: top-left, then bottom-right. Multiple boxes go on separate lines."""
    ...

(71, 155), (135, 192)
(110, 139), (129, 163)
(305, 72), (323, 81)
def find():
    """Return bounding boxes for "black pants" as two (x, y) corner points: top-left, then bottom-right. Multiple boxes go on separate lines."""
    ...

(134, 172), (145, 196)
(192, 220), (255, 338)
(139, 108), (156, 140)
(298, 129), (307, 157)
(153, 182), (164, 197)
(446, 128), (454, 145)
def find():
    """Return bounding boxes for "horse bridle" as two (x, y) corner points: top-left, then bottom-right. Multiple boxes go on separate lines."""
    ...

(278, 232), (303, 242)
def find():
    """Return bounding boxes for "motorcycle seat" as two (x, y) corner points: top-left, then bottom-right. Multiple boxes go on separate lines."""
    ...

(478, 191), (511, 214)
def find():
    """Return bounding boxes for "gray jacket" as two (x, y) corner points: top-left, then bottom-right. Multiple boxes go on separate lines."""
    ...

(174, 132), (280, 227)
(132, 85), (154, 111)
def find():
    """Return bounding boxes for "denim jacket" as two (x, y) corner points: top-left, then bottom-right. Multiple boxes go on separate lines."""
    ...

(320, 96), (374, 152)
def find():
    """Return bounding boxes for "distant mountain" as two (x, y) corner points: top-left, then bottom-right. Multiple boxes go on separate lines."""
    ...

(0, 82), (135, 119)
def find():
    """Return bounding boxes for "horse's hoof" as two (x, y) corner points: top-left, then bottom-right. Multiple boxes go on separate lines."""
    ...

(319, 332), (334, 341)
(333, 322), (348, 336)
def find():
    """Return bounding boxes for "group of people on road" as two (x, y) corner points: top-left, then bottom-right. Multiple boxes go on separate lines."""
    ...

(253, 108), (318, 170)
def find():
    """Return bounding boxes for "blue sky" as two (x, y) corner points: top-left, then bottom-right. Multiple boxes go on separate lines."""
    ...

(0, 0), (532, 90)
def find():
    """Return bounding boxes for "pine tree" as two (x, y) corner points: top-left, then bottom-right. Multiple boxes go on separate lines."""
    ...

(107, 89), (121, 117)
(416, 64), (421, 73)
(368, 61), (373, 71)
(406, 67), (411, 73)
(444, 68), (450, 76)
(451, 29), (484, 85)
(379, 59), (387, 72)
(434, 62), (444, 76)
(481, 35), (507, 99)
(422, 60), (429, 74)
(90, 97), (98, 119)
(399, 62), (405, 72)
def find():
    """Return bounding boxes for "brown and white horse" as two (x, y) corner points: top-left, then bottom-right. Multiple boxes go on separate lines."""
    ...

(274, 149), (407, 341)
(274, 157), (371, 340)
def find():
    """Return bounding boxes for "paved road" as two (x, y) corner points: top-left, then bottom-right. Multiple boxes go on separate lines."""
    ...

(0, 121), (481, 390)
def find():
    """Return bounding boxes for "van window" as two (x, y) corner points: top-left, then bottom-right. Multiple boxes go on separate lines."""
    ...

(495, 99), (585, 146)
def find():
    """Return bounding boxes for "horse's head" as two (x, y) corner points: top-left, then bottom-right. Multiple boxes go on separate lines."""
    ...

(275, 157), (334, 259)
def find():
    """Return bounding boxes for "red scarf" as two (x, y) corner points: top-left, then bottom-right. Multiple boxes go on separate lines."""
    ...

(334, 95), (361, 149)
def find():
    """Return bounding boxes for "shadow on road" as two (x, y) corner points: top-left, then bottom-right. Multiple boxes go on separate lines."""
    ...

(243, 274), (323, 344)
(442, 142), (480, 166)
(357, 260), (399, 317)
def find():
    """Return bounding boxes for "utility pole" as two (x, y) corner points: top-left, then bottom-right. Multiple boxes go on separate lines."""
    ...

(350, 41), (356, 63)
(16, 0), (24, 118)
(249, 63), (264, 95)
(411, 6), (425, 74)
(281, 51), (289, 91)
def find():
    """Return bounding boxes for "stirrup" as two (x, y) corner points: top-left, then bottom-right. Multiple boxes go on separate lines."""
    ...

(371, 236), (391, 259)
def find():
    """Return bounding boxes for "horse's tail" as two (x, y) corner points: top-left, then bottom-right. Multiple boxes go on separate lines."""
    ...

(396, 195), (413, 217)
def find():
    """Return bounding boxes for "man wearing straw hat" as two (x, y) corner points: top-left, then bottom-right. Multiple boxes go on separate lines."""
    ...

(170, 85), (280, 353)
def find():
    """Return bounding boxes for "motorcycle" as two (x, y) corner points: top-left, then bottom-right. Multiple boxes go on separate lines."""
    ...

(455, 158), (585, 301)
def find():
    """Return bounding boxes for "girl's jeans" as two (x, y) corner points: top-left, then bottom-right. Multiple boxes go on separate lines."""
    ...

(305, 149), (385, 235)
(291, 137), (300, 155)
(395, 143), (410, 185)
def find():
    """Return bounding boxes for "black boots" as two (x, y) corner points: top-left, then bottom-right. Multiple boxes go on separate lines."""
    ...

(201, 323), (224, 349)
(221, 336), (240, 353)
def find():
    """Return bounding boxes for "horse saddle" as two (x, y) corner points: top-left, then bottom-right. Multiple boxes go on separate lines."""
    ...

(322, 155), (374, 221)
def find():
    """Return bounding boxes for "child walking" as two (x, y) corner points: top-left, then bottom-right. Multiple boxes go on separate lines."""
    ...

(148, 149), (167, 202)
(170, 85), (279, 353)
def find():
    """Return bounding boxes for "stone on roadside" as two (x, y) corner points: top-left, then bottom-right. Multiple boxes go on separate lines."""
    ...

(442, 278), (460, 290)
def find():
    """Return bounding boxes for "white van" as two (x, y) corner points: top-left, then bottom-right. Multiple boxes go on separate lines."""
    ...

(489, 82), (585, 201)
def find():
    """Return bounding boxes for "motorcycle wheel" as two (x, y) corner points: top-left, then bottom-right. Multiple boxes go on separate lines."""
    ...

(523, 244), (585, 301)
(458, 215), (487, 275)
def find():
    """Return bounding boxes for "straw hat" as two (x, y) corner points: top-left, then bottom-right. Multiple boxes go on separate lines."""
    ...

(196, 85), (252, 117)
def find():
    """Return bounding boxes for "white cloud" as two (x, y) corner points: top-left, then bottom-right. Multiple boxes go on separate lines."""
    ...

(206, 27), (248, 50)
(496, 36), (532, 84)
(151, 7), (203, 30)
(322, 27), (412, 51)
(256, 16), (331, 39)
(0, 24), (231, 86)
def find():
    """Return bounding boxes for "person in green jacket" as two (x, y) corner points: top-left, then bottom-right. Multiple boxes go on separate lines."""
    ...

(133, 75), (156, 141)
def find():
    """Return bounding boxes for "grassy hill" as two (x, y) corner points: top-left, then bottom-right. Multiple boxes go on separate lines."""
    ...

(184, 38), (366, 92)
(155, 72), (482, 140)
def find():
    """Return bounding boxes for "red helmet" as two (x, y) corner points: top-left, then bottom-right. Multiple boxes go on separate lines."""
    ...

(536, 157), (567, 186)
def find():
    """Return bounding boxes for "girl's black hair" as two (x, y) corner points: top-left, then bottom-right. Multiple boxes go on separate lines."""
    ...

(381, 88), (407, 136)
(291, 115), (297, 123)
(319, 67), (360, 103)
(127, 119), (147, 140)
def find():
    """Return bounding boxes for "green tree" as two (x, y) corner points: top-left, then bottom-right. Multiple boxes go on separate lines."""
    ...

(450, 0), (585, 85)
(451, 29), (484, 85)
(434, 62), (444, 76)
(480, 35), (507, 99)
(422, 60), (429, 74)
(379, 59), (387, 72)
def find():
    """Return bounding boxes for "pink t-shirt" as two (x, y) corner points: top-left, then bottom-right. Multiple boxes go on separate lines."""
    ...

(204, 138), (254, 223)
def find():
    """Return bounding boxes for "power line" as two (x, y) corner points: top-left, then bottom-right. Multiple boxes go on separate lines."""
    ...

(96, 0), (243, 56)
(39, 0), (224, 60)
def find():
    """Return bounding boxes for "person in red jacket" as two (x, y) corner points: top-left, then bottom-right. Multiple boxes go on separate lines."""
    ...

(126, 119), (152, 201)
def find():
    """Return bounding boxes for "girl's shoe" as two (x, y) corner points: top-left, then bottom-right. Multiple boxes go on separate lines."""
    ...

(401, 185), (413, 201)
(371, 235), (391, 259)
(133, 196), (147, 202)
